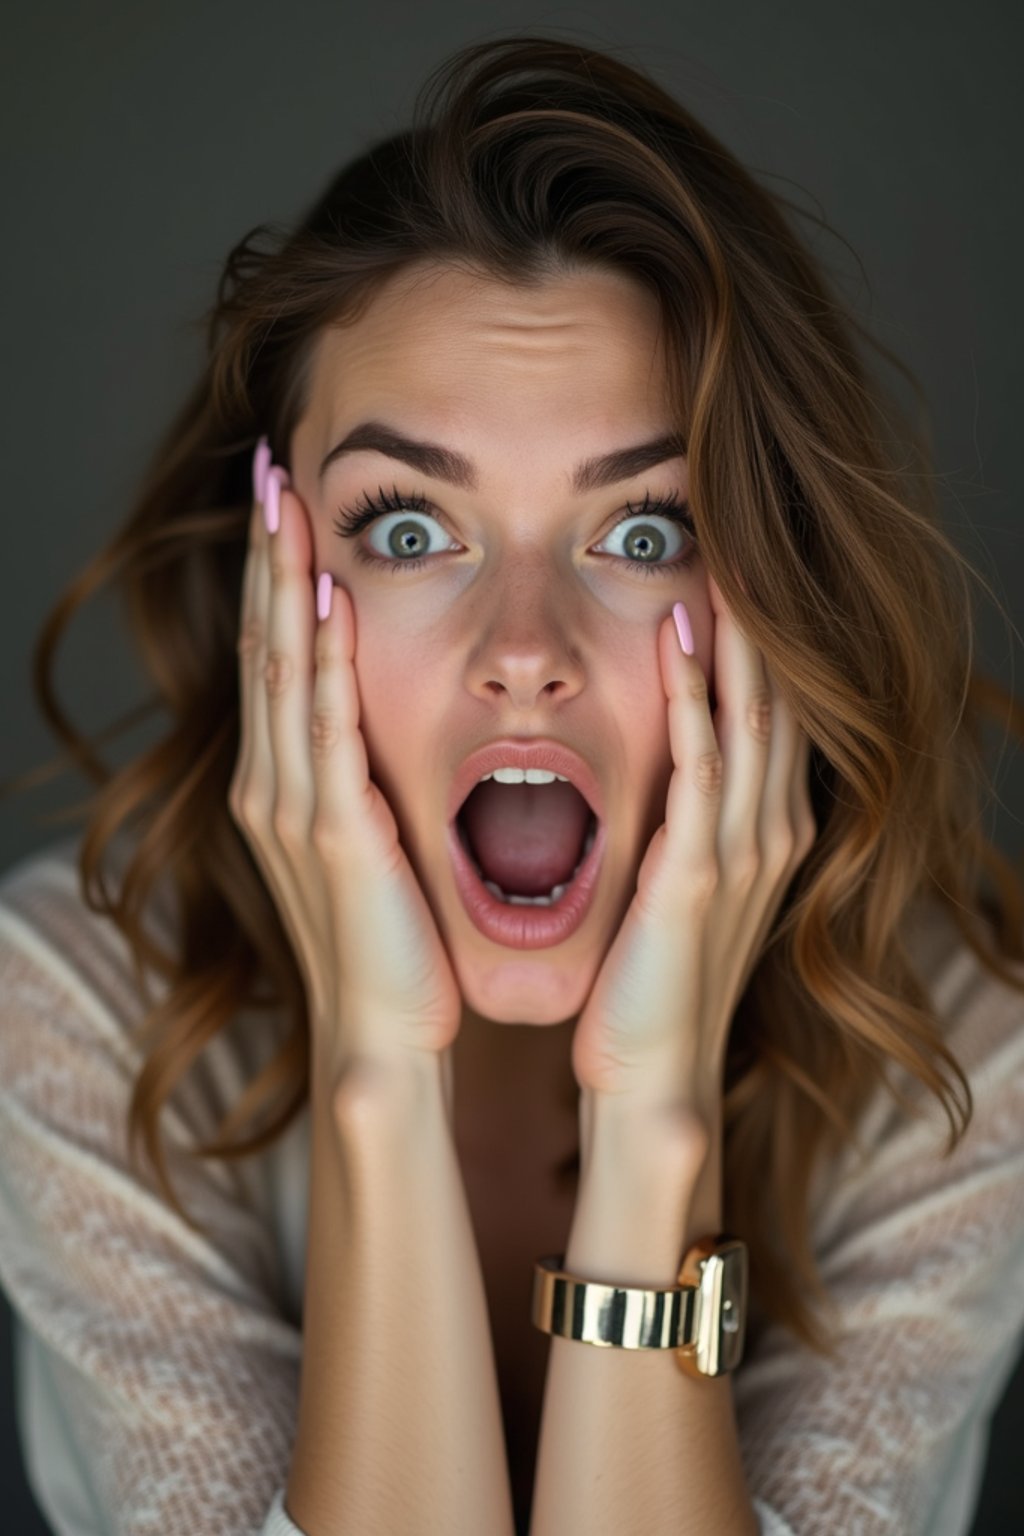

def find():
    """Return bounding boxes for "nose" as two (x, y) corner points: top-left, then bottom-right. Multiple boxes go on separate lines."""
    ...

(463, 568), (587, 709)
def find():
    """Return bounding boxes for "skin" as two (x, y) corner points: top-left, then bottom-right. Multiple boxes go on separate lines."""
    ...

(286, 260), (716, 1138)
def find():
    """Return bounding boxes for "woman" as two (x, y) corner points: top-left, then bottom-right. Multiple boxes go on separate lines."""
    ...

(1, 35), (1022, 1536)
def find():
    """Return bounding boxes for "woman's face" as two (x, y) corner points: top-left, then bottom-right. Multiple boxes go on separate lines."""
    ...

(288, 261), (712, 1036)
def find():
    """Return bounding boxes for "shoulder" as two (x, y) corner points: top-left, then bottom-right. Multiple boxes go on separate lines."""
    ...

(0, 831), (286, 1149)
(808, 892), (1024, 1252)
(0, 829), (177, 1036)
(903, 894), (1024, 1078)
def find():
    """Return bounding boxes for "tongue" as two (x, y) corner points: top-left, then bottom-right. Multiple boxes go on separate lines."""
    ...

(459, 780), (592, 896)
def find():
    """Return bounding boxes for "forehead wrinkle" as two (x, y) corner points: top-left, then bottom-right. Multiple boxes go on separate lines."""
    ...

(309, 272), (679, 495)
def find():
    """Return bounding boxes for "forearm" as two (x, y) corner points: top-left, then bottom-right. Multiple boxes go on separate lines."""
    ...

(285, 1047), (515, 1536)
(529, 1095), (758, 1536)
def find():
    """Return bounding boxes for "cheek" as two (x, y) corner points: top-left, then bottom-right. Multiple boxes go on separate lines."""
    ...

(351, 641), (426, 828)
(352, 625), (451, 759)
(354, 642), (413, 722)
(606, 640), (671, 764)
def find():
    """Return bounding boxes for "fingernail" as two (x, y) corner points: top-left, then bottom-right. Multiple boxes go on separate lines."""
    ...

(264, 467), (283, 535)
(673, 600), (694, 656)
(316, 570), (334, 622)
(252, 435), (271, 504)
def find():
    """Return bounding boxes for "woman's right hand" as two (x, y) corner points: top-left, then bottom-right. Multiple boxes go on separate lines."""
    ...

(228, 443), (464, 1095)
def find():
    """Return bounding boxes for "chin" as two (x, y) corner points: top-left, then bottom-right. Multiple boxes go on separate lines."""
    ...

(458, 973), (590, 1029)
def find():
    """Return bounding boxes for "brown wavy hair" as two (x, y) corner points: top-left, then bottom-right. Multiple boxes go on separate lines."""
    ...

(4, 34), (1024, 1359)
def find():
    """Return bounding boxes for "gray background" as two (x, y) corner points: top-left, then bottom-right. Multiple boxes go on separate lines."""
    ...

(2, 0), (1022, 1527)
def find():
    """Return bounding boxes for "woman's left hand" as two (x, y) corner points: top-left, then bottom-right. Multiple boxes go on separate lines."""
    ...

(570, 572), (819, 1130)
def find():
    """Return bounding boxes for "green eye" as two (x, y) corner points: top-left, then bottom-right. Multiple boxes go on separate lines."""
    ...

(332, 484), (699, 577)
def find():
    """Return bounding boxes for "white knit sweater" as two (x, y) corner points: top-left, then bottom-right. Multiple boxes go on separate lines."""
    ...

(0, 833), (1022, 1535)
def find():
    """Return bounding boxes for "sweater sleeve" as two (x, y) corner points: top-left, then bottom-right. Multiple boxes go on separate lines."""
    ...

(0, 845), (311, 1536)
(733, 914), (1024, 1535)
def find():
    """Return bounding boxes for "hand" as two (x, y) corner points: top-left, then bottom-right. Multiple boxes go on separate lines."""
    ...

(228, 446), (463, 1090)
(570, 573), (818, 1123)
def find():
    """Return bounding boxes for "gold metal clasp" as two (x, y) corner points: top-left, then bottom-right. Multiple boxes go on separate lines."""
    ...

(675, 1234), (748, 1378)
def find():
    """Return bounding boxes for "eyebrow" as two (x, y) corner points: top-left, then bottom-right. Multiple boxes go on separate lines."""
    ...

(317, 420), (688, 495)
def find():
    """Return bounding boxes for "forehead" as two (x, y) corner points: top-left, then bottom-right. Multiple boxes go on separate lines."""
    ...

(343, 259), (663, 338)
(302, 262), (671, 440)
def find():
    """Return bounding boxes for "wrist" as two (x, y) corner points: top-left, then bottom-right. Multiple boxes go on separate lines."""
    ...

(562, 1088), (723, 1286)
(578, 1087), (713, 1185)
(325, 1041), (449, 1138)
(565, 1095), (708, 1283)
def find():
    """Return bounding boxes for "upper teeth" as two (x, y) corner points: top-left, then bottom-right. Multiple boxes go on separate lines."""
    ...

(477, 768), (571, 786)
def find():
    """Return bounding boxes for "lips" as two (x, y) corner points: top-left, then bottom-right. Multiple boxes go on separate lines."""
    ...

(446, 738), (605, 827)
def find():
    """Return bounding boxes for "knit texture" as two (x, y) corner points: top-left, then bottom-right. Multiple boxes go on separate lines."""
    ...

(0, 833), (1022, 1535)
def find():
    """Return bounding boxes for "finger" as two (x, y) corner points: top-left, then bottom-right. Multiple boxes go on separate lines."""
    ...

(309, 570), (375, 861)
(705, 570), (772, 861)
(786, 697), (817, 853)
(235, 502), (263, 797)
(234, 457), (306, 964)
(250, 469), (335, 1011)
(756, 665), (814, 864)
(247, 466), (284, 819)
(234, 439), (272, 809)
(265, 481), (316, 840)
(659, 602), (722, 891)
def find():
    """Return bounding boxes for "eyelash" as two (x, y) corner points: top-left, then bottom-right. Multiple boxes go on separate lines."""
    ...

(331, 484), (699, 579)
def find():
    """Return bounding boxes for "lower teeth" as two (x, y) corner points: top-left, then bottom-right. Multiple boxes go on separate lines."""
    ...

(472, 823), (597, 907)
(482, 880), (568, 907)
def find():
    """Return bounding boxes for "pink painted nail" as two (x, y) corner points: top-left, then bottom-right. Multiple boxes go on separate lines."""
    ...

(673, 600), (694, 656)
(264, 467), (284, 535)
(316, 571), (334, 622)
(252, 436), (271, 504)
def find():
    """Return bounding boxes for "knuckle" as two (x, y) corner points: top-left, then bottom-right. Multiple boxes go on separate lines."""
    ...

(747, 689), (773, 743)
(233, 788), (270, 835)
(272, 803), (308, 850)
(263, 649), (293, 697)
(694, 748), (724, 796)
(314, 627), (342, 670)
(731, 846), (761, 887)
(310, 707), (343, 760)
(237, 617), (263, 660)
(310, 815), (346, 862)
(795, 813), (818, 860)
(765, 828), (796, 871)
(228, 777), (247, 822)
(685, 858), (720, 905)
(686, 673), (711, 707)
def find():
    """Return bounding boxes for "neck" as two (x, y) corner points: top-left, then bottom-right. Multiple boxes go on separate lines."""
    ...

(450, 1006), (580, 1125)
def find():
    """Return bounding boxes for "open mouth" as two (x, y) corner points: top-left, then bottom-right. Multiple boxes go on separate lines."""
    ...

(452, 776), (599, 908)
(454, 801), (598, 907)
